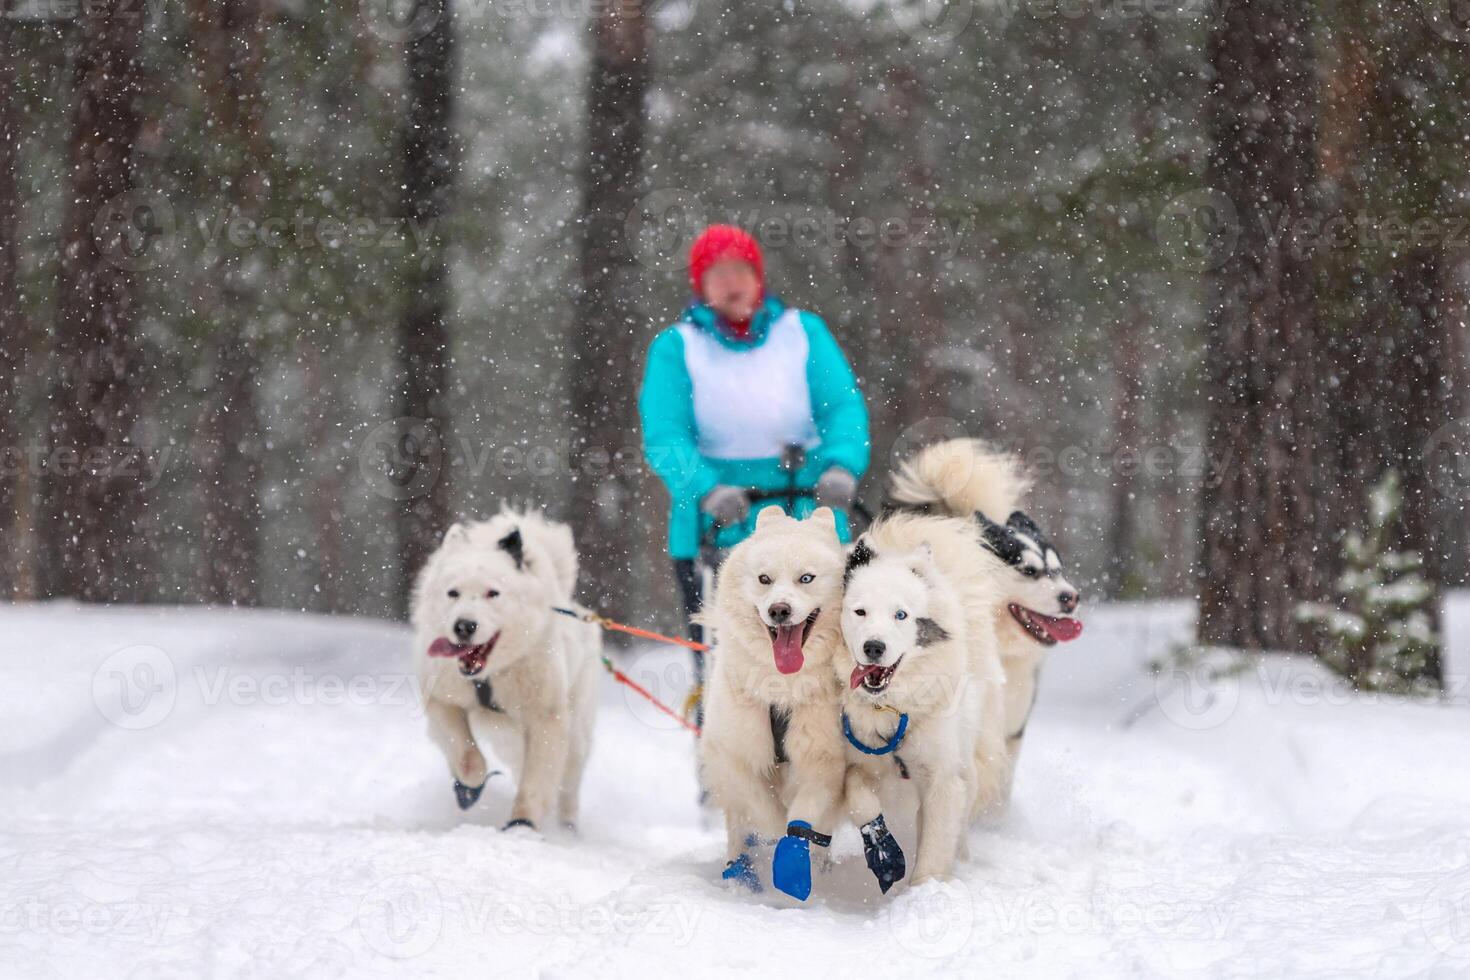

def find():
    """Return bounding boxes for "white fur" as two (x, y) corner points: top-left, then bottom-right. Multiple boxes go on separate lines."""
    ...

(887, 439), (1082, 806)
(836, 544), (986, 883)
(412, 507), (600, 828)
(698, 506), (849, 865)
(888, 437), (1030, 522)
(854, 513), (1010, 826)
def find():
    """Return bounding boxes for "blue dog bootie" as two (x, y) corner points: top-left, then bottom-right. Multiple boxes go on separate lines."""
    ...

(772, 820), (832, 901)
(721, 833), (766, 892)
(860, 814), (906, 894)
(721, 852), (762, 892)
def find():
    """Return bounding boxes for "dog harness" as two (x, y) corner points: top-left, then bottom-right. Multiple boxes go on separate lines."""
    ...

(473, 678), (503, 714)
(770, 705), (790, 765)
(842, 710), (911, 779)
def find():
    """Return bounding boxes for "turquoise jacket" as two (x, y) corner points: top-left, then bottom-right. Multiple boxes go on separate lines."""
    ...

(639, 296), (870, 559)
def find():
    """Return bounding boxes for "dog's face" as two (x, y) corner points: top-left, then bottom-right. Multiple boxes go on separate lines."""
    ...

(978, 511), (1083, 647)
(839, 540), (952, 697)
(415, 523), (541, 677)
(723, 505), (845, 675)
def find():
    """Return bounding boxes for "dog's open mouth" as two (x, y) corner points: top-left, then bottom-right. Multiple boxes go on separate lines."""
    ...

(850, 656), (904, 694)
(427, 633), (501, 676)
(766, 609), (820, 675)
(1008, 603), (1082, 646)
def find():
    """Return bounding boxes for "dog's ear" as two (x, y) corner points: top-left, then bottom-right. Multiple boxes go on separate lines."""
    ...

(443, 522), (469, 544)
(844, 538), (876, 584)
(808, 506), (837, 533)
(497, 527), (525, 570)
(1007, 510), (1045, 541)
(976, 511), (1022, 564)
(755, 505), (789, 530)
(915, 617), (951, 647)
(907, 541), (937, 581)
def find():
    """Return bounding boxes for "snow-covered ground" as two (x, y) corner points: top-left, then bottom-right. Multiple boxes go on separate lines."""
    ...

(4, 598), (1470, 979)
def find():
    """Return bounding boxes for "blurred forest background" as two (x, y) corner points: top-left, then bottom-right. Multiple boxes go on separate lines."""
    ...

(2, 0), (1468, 684)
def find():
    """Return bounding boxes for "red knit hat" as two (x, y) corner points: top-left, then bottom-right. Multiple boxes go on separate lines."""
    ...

(687, 225), (764, 297)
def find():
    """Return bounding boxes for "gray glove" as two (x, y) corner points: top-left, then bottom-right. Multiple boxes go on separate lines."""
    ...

(815, 467), (858, 510)
(701, 484), (751, 524)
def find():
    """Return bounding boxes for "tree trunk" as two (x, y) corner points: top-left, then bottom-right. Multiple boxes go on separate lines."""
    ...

(49, 0), (148, 602)
(188, 0), (267, 605)
(874, 65), (947, 451)
(1197, 0), (1321, 650)
(568, 0), (649, 615)
(304, 339), (346, 612)
(1106, 301), (1145, 598)
(0, 5), (25, 599)
(394, 0), (458, 614)
(1314, 0), (1460, 685)
(1392, 252), (1455, 579)
(1108, 21), (1158, 600)
(825, 45), (873, 417)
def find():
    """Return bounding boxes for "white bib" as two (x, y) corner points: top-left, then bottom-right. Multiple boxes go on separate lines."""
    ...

(678, 309), (819, 461)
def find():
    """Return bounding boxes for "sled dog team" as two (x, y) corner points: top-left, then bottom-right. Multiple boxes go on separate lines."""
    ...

(411, 439), (1083, 899)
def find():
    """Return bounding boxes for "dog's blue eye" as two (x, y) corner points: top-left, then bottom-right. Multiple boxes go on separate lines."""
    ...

(895, 610), (908, 621)
(447, 589), (460, 599)
(758, 574), (772, 585)
(799, 573), (815, 584)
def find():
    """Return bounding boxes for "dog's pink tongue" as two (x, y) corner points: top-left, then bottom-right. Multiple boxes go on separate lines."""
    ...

(1038, 614), (1083, 642)
(772, 625), (805, 675)
(850, 664), (883, 690)
(428, 637), (464, 658)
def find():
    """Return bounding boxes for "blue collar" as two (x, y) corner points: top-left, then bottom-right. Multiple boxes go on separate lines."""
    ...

(842, 711), (909, 755)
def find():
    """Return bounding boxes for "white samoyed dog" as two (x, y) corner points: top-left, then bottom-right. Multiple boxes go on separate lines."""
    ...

(698, 505), (849, 900)
(411, 508), (600, 831)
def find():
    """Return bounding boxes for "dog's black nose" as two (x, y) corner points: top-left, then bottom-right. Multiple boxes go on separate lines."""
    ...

(863, 639), (886, 663)
(1058, 591), (1079, 614)
(768, 602), (791, 624)
(453, 618), (477, 642)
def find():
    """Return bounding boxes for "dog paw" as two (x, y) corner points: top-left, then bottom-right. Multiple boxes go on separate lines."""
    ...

(502, 818), (537, 833)
(454, 780), (484, 810)
(860, 814), (906, 895)
(721, 854), (762, 892)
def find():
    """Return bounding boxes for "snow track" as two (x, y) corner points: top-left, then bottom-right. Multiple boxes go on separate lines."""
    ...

(3, 601), (1470, 978)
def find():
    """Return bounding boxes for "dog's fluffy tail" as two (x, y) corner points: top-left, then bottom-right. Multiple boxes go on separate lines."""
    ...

(887, 439), (1030, 520)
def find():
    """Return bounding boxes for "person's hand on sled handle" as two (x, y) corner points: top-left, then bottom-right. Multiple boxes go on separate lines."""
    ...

(815, 466), (858, 511)
(701, 484), (751, 525)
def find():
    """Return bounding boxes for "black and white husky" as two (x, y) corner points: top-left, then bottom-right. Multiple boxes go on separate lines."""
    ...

(411, 508), (600, 831)
(835, 535), (997, 888)
(887, 439), (1084, 806)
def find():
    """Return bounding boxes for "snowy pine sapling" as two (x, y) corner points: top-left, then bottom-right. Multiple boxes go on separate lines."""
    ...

(1296, 472), (1440, 693)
